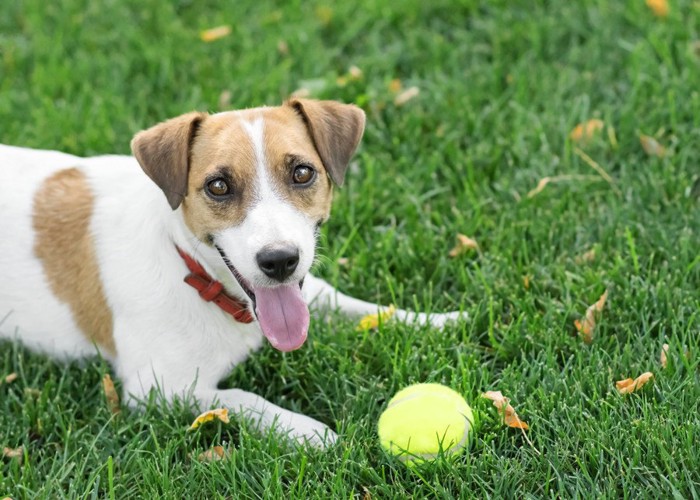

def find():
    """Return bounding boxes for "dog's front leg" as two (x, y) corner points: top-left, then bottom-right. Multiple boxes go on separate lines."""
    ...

(194, 388), (337, 448)
(304, 275), (466, 327)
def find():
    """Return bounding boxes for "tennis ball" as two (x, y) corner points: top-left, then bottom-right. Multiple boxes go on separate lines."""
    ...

(378, 383), (474, 463)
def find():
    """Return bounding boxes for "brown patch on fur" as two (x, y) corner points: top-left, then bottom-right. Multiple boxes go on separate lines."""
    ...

(182, 116), (258, 240)
(262, 106), (335, 222)
(33, 168), (116, 354)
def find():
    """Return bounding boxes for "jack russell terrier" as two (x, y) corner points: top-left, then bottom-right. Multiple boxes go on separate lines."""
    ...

(0, 99), (463, 447)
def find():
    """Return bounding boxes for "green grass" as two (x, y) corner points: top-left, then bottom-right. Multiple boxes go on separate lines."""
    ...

(2, 0), (700, 497)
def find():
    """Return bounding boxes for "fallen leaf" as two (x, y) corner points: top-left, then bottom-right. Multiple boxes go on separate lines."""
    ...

(640, 135), (666, 158)
(200, 25), (232, 43)
(315, 6), (333, 26)
(277, 40), (289, 56)
(482, 391), (529, 429)
(102, 374), (120, 415)
(2, 446), (23, 460)
(574, 289), (609, 343)
(574, 248), (597, 265)
(660, 343), (670, 368)
(356, 305), (396, 331)
(348, 65), (363, 80)
(3, 372), (17, 384)
(522, 275), (531, 290)
(218, 90), (232, 110)
(189, 408), (230, 430)
(197, 445), (229, 462)
(290, 88), (311, 98)
(616, 372), (654, 394)
(388, 79), (402, 93)
(569, 119), (605, 144)
(394, 86), (420, 106)
(448, 234), (479, 257)
(527, 177), (552, 198)
(646, 0), (669, 17)
(337, 257), (350, 267)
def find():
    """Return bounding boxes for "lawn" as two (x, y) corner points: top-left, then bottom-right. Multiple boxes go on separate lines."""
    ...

(1, 0), (699, 497)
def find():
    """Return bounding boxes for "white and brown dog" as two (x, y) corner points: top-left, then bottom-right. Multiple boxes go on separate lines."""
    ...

(0, 99), (462, 447)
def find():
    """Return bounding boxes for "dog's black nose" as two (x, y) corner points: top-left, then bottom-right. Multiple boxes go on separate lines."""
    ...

(256, 245), (300, 282)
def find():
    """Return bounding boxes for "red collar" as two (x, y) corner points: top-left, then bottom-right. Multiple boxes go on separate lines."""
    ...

(175, 246), (254, 324)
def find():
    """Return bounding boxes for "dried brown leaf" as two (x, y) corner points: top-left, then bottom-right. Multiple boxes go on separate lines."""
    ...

(660, 343), (669, 368)
(2, 446), (23, 460)
(574, 248), (597, 265)
(3, 373), (17, 384)
(197, 445), (229, 462)
(277, 40), (289, 56)
(388, 79), (402, 93)
(527, 177), (552, 198)
(574, 289), (609, 343)
(640, 135), (667, 158)
(482, 391), (529, 430)
(646, 0), (669, 17)
(200, 26), (232, 43)
(569, 119), (604, 144)
(218, 90), (232, 110)
(616, 372), (654, 394)
(189, 408), (230, 430)
(522, 275), (531, 290)
(394, 86), (420, 106)
(102, 374), (120, 415)
(315, 6), (333, 25)
(448, 234), (479, 257)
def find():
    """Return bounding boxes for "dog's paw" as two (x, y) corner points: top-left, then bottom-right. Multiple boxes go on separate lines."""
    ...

(426, 310), (468, 328)
(281, 413), (338, 449)
(394, 309), (468, 329)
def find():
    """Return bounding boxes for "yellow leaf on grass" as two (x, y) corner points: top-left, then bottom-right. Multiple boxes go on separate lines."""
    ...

(574, 289), (609, 343)
(660, 343), (670, 368)
(3, 373), (17, 384)
(315, 6), (333, 26)
(482, 391), (529, 429)
(527, 177), (552, 198)
(356, 305), (396, 331)
(102, 374), (120, 415)
(616, 372), (654, 394)
(569, 119), (604, 144)
(394, 87), (420, 106)
(197, 445), (229, 462)
(200, 25), (232, 43)
(277, 40), (289, 56)
(2, 446), (23, 460)
(388, 79), (402, 93)
(189, 408), (230, 430)
(448, 234), (479, 257)
(640, 135), (666, 157)
(574, 248), (597, 265)
(646, 0), (669, 17)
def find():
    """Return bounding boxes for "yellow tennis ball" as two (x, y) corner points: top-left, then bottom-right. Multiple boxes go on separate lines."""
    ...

(378, 383), (474, 463)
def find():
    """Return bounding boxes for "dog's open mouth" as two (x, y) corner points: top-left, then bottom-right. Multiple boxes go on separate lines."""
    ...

(215, 245), (309, 352)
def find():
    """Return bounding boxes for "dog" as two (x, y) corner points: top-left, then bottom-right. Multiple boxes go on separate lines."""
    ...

(0, 99), (463, 447)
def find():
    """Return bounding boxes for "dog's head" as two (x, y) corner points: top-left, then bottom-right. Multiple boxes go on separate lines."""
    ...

(131, 99), (365, 351)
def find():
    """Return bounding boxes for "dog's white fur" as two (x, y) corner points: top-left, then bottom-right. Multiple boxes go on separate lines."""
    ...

(0, 100), (462, 447)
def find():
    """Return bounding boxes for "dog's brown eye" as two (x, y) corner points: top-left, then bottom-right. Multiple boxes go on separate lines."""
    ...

(293, 165), (315, 185)
(206, 178), (230, 197)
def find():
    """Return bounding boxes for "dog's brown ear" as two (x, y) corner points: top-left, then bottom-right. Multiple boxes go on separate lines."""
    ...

(287, 99), (365, 186)
(131, 111), (208, 210)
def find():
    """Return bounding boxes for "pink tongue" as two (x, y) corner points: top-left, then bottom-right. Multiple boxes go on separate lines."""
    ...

(253, 284), (309, 352)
